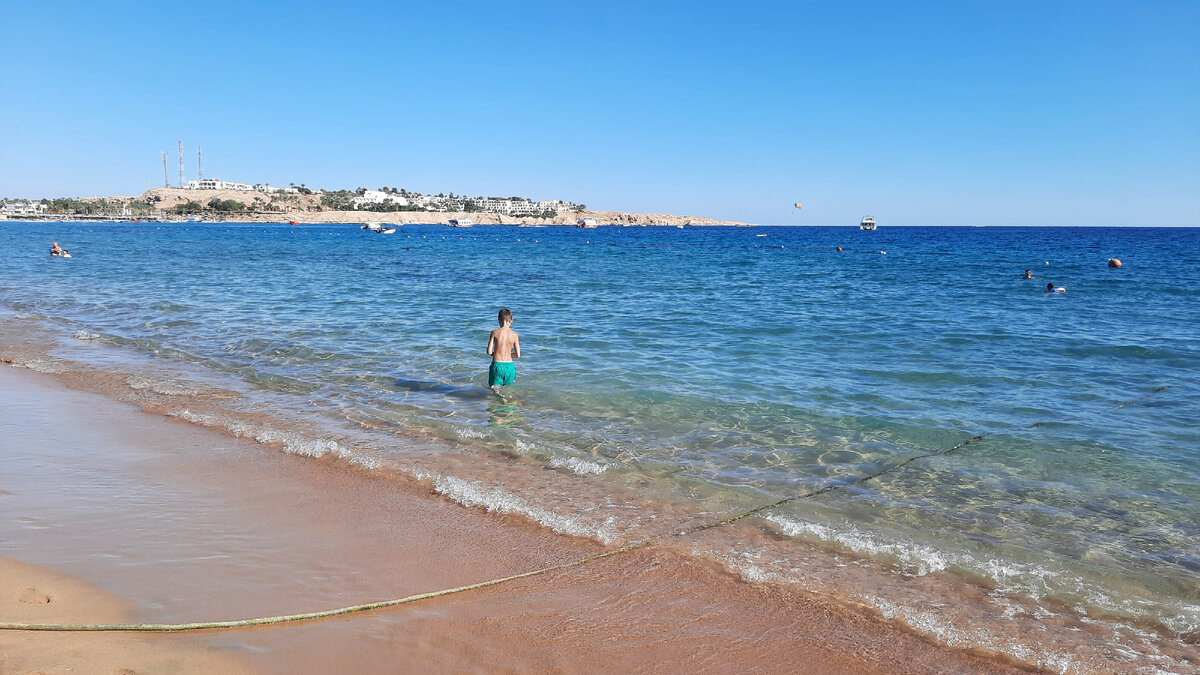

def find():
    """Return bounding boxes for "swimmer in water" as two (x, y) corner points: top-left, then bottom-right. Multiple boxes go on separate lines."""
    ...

(1045, 283), (1065, 294)
(486, 308), (520, 393)
(1023, 269), (1035, 279)
(49, 242), (62, 256)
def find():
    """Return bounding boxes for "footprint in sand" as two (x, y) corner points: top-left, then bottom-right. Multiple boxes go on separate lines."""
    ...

(17, 587), (51, 604)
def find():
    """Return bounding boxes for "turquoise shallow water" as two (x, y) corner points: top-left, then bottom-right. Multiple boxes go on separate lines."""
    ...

(2, 221), (1198, 649)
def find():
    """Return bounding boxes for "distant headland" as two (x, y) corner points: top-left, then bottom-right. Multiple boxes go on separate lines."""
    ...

(0, 185), (754, 227)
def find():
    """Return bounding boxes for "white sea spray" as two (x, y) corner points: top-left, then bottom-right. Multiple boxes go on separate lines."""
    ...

(549, 455), (609, 476)
(21, 358), (66, 374)
(426, 474), (619, 544)
(168, 408), (381, 469)
(766, 513), (949, 576)
(864, 594), (1079, 674)
(126, 374), (207, 396)
(695, 546), (815, 590)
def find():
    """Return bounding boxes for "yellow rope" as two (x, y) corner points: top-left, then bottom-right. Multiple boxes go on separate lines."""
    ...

(0, 545), (641, 632)
(0, 380), (1184, 633)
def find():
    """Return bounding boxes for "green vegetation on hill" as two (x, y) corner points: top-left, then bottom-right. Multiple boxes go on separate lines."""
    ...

(41, 198), (102, 214)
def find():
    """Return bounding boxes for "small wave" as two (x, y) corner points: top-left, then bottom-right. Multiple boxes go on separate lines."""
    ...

(21, 358), (67, 374)
(126, 374), (209, 396)
(417, 472), (618, 544)
(73, 329), (102, 341)
(769, 513), (1200, 643)
(549, 455), (609, 476)
(864, 594), (1079, 673)
(767, 513), (949, 576)
(168, 408), (381, 470)
(698, 547), (815, 590)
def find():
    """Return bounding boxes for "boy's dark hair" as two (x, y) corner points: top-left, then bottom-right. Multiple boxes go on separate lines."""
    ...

(498, 308), (513, 325)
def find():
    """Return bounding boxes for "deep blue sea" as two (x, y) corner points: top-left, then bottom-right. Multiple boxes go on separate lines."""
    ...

(2, 221), (1198, 666)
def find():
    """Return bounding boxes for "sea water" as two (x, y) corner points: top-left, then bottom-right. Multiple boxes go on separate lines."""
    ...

(2, 222), (1198, 666)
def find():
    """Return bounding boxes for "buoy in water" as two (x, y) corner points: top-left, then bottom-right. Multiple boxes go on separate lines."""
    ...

(1108, 258), (1122, 268)
(836, 246), (842, 251)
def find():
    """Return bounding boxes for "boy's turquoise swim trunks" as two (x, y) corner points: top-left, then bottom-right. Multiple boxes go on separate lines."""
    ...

(488, 361), (516, 387)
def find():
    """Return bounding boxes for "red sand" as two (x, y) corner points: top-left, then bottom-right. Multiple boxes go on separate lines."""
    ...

(0, 364), (1031, 673)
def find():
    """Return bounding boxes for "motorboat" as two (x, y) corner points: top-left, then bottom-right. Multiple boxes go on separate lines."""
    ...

(860, 216), (877, 230)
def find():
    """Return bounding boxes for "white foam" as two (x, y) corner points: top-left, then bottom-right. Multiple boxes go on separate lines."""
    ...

(422, 473), (619, 545)
(549, 455), (609, 476)
(168, 408), (381, 469)
(453, 426), (490, 439)
(767, 513), (949, 576)
(864, 594), (1079, 674)
(73, 329), (101, 341)
(127, 374), (208, 396)
(698, 546), (815, 590)
(21, 358), (66, 374)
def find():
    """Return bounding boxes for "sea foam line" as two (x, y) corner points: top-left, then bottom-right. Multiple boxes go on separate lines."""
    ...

(413, 471), (619, 545)
(168, 408), (621, 545)
(168, 408), (381, 469)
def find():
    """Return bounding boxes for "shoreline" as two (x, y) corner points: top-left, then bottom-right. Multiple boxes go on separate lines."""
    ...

(4, 188), (756, 227)
(3, 210), (754, 227)
(0, 353), (1030, 673)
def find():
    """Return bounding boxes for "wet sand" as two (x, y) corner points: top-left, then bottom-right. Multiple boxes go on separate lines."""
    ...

(0, 364), (1031, 673)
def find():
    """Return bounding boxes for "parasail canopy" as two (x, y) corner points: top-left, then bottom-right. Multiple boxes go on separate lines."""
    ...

(793, 202), (803, 209)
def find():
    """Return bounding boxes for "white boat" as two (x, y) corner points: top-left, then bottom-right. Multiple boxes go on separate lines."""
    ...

(859, 216), (877, 230)
(448, 218), (473, 227)
(380, 226), (396, 234)
(576, 218), (598, 228)
(361, 222), (384, 232)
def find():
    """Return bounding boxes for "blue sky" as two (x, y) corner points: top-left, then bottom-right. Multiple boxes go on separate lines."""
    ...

(2, 0), (1197, 225)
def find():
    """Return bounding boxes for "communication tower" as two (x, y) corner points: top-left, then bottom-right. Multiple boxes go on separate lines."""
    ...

(197, 145), (203, 181)
(161, 152), (169, 187)
(178, 139), (185, 188)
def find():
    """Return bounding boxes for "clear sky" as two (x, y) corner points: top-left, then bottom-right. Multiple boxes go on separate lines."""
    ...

(2, 0), (1197, 226)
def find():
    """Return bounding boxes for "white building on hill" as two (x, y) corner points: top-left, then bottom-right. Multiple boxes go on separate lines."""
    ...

(351, 190), (408, 209)
(2, 201), (47, 216)
(187, 178), (255, 191)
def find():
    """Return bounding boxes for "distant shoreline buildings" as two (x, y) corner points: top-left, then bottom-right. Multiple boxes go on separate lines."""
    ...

(0, 142), (583, 219)
(185, 178), (298, 194)
(176, 182), (581, 215)
(342, 189), (579, 215)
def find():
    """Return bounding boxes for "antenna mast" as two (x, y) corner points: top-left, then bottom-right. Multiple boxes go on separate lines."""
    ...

(178, 139), (185, 188)
(161, 152), (169, 187)
(197, 145), (203, 181)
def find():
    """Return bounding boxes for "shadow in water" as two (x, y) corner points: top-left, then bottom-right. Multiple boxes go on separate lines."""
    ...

(392, 377), (491, 401)
(487, 392), (524, 428)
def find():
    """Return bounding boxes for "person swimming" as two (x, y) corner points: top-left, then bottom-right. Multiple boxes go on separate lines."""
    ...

(1045, 282), (1065, 294)
(49, 242), (62, 256)
(1022, 269), (1035, 279)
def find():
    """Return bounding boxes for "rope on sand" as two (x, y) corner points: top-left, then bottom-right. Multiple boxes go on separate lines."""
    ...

(0, 379), (1186, 633)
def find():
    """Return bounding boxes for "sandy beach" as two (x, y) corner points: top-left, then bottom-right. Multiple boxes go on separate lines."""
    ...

(0, 363), (1031, 673)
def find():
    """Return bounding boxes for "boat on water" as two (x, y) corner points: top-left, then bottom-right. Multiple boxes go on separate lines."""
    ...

(380, 225), (396, 234)
(577, 218), (598, 228)
(860, 216), (877, 230)
(361, 222), (385, 232)
(448, 218), (473, 228)
(288, 220), (301, 225)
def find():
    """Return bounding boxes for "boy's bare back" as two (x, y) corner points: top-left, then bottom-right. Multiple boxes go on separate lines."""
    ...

(487, 325), (520, 362)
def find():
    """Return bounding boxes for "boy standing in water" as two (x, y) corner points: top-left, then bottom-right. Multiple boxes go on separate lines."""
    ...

(486, 308), (520, 391)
